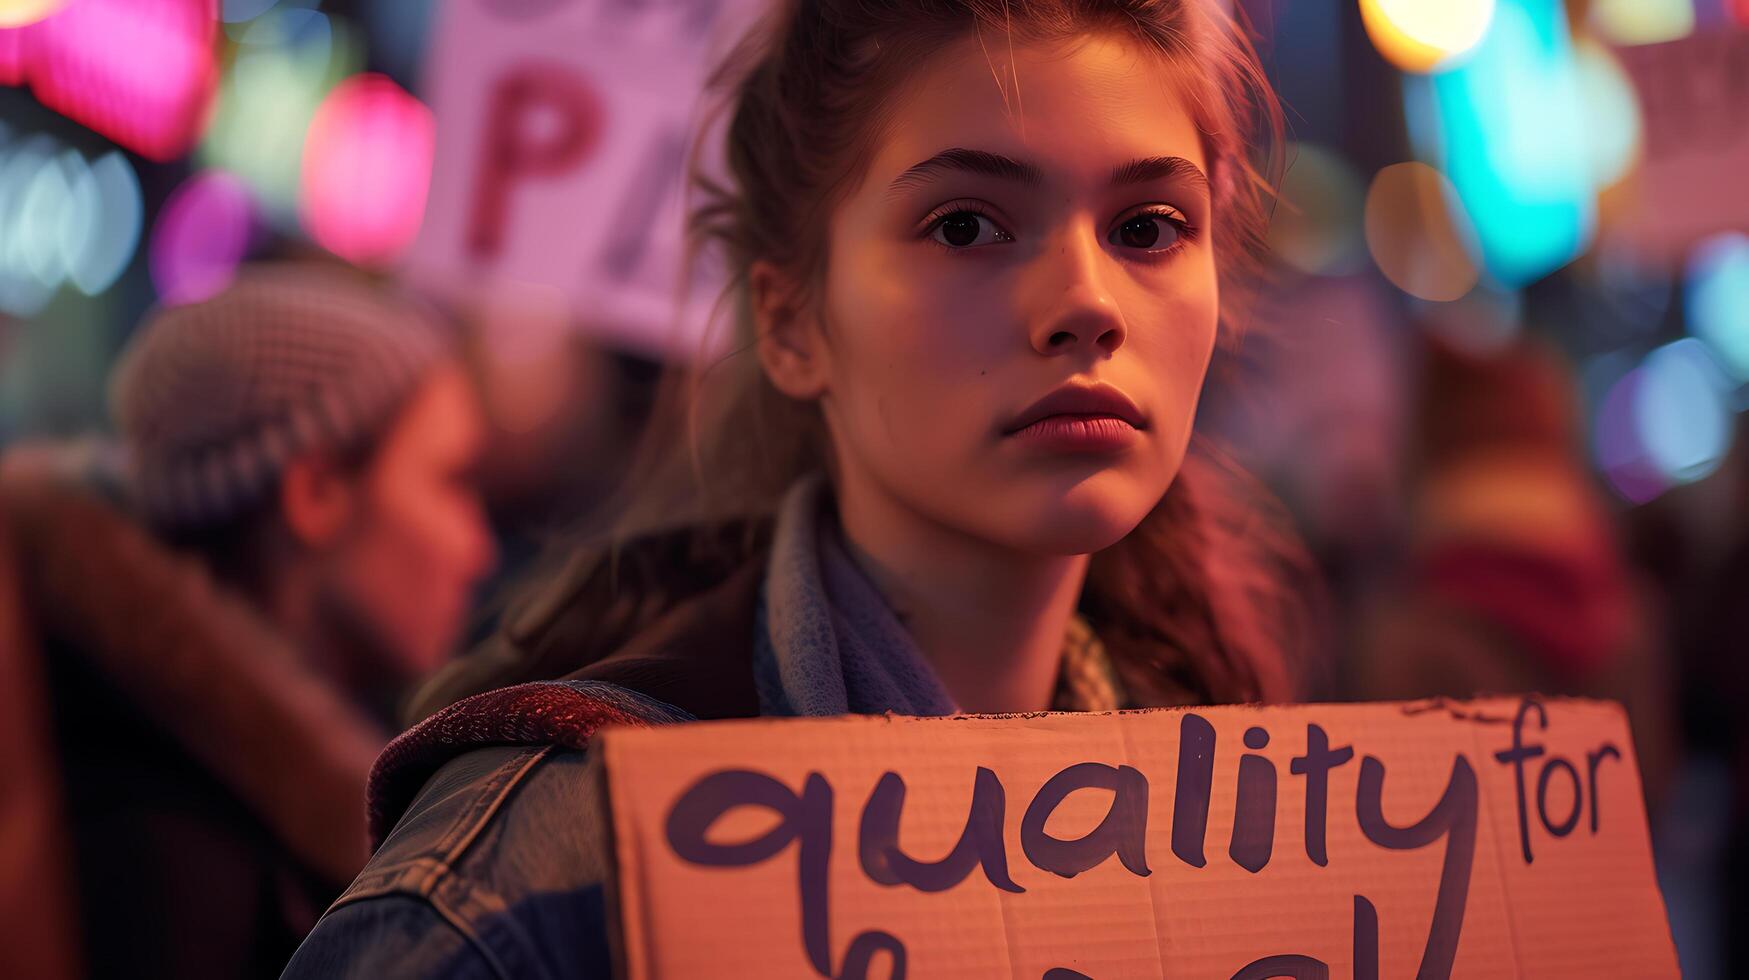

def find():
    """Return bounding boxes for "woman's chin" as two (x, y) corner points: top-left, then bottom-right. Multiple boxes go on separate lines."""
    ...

(984, 478), (1163, 556)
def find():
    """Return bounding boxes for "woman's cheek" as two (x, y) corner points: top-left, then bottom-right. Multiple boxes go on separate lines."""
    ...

(844, 357), (975, 468)
(1133, 282), (1219, 373)
(833, 262), (1007, 405)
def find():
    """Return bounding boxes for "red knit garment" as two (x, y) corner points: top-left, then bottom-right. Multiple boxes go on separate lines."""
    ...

(366, 682), (658, 848)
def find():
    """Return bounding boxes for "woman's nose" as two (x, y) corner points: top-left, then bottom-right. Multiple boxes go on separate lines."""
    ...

(1027, 231), (1128, 357)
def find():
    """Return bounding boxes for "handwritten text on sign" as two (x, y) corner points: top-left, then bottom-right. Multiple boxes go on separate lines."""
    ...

(602, 697), (1678, 979)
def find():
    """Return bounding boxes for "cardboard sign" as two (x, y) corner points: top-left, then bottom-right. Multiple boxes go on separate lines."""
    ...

(403, 0), (764, 360)
(601, 696), (1678, 978)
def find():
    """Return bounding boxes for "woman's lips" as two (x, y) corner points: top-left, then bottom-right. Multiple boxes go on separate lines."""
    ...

(1002, 383), (1147, 454)
(1006, 413), (1142, 453)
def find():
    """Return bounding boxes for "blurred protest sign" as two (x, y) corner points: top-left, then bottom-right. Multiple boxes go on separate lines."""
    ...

(405, 0), (761, 360)
(1611, 30), (1749, 263)
(602, 696), (1677, 978)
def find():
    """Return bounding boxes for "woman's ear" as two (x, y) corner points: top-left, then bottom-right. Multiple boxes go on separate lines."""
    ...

(750, 259), (830, 400)
(279, 453), (358, 549)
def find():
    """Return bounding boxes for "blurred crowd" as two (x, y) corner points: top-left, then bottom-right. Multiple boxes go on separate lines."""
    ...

(1, 0), (1746, 977)
(3, 254), (1745, 980)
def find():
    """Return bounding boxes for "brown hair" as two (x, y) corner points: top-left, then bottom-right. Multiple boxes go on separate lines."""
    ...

(421, 0), (1316, 716)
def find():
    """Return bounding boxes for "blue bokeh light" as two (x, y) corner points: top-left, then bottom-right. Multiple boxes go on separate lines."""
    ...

(1634, 339), (1733, 485)
(1686, 232), (1749, 383)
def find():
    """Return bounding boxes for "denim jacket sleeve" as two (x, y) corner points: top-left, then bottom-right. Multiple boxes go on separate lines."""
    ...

(282, 744), (618, 980)
(281, 895), (494, 978)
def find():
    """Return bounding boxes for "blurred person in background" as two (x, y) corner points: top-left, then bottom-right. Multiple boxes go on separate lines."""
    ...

(0, 263), (496, 978)
(461, 332), (665, 652)
(1676, 414), (1749, 976)
(1348, 334), (1676, 811)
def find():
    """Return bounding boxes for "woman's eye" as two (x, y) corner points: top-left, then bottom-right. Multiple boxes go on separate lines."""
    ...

(1109, 213), (1184, 251)
(930, 211), (1012, 249)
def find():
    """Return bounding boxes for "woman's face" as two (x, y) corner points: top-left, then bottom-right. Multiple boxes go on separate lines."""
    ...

(800, 32), (1219, 555)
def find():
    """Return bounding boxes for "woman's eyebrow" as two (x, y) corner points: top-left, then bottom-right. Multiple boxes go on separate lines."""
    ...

(886, 149), (1211, 198)
(1110, 155), (1210, 194)
(886, 148), (1045, 196)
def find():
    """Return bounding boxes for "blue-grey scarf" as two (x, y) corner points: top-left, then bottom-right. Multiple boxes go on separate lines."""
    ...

(753, 475), (960, 717)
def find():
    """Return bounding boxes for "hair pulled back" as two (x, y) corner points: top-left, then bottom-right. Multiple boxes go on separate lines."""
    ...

(420, 0), (1314, 717)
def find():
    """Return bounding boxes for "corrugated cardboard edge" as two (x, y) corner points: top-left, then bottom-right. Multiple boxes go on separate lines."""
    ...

(603, 695), (1619, 740)
(599, 734), (654, 980)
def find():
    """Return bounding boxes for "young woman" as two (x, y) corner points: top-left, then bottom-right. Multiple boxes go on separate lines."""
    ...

(286, 0), (1312, 974)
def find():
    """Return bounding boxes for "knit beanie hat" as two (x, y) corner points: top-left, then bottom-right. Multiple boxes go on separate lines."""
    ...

(110, 263), (452, 530)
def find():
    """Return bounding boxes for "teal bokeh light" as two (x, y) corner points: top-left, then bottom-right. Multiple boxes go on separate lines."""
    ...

(1411, 0), (1595, 287)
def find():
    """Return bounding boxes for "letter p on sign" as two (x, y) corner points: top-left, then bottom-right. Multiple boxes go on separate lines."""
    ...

(468, 64), (603, 261)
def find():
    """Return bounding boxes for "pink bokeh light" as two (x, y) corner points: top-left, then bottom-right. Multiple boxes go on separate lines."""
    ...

(150, 170), (255, 306)
(0, 0), (218, 161)
(299, 73), (435, 267)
